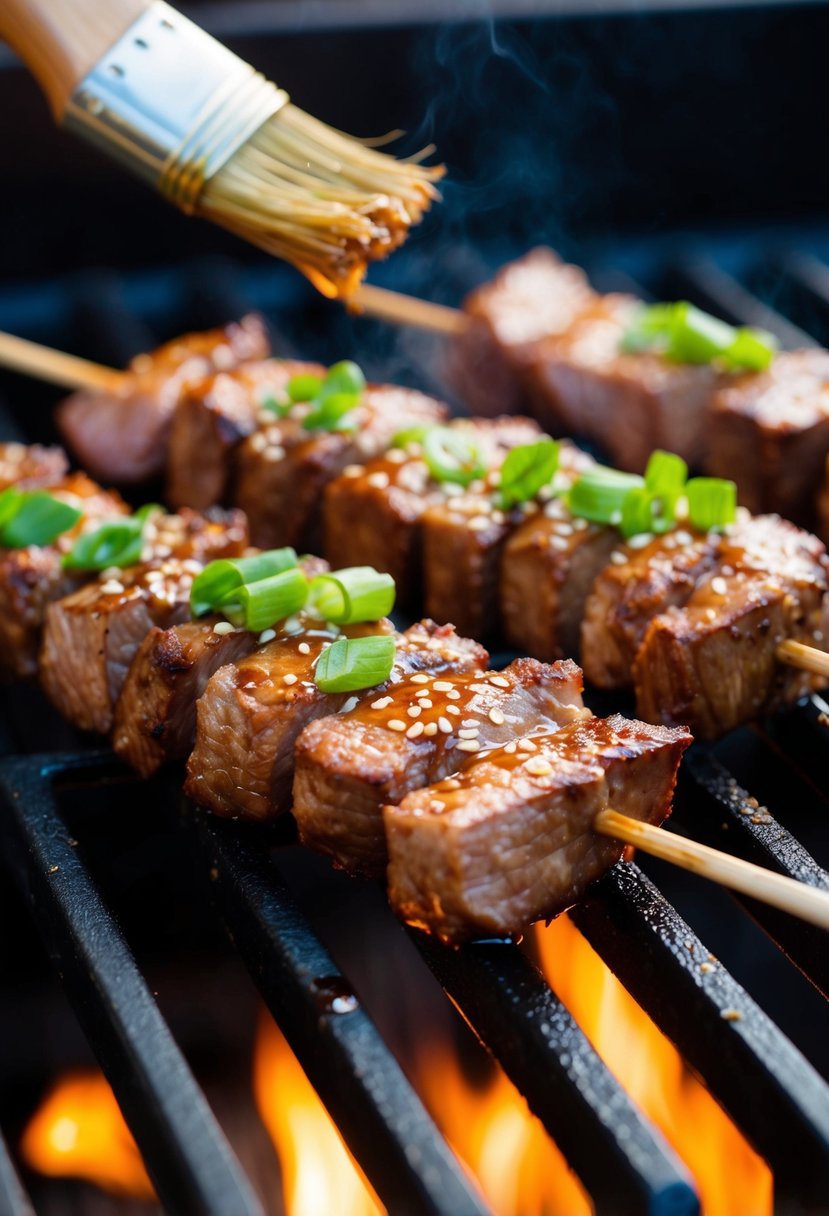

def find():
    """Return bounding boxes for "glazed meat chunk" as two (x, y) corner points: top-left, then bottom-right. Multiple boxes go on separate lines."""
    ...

(186, 621), (487, 821)
(634, 515), (829, 738)
(386, 714), (690, 944)
(293, 657), (588, 877)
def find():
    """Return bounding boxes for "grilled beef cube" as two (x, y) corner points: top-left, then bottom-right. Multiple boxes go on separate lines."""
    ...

(293, 657), (588, 878)
(236, 385), (448, 550)
(581, 527), (720, 688)
(323, 417), (541, 605)
(445, 248), (597, 417)
(113, 554), (327, 777)
(56, 315), (270, 483)
(0, 442), (68, 490)
(166, 359), (326, 510)
(819, 454), (829, 546)
(501, 498), (616, 661)
(186, 620), (488, 821)
(422, 439), (592, 641)
(39, 512), (248, 733)
(634, 515), (829, 738)
(530, 295), (718, 471)
(0, 473), (128, 679)
(386, 714), (690, 945)
(705, 350), (829, 526)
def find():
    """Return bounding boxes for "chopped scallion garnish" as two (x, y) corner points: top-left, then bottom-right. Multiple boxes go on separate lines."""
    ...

(498, 439), (560, 510)
(686, 477), (737, 532)
(62, 504), (161, 572)
(287, 373), (324, 403)
(620, 301), (777, 372)
(263, 361), (366, 431)
(309, 567), (396, 624)
(220, 567), (309, 631)
(392, 425), (432, 449)
(566, 467), (644, 526)
(314, 634), (396, 693)
(0, 488), (83, 549)
(423, 427), (486, 486)
(303, 391), (360, 432)
(190, 549), (299, 618)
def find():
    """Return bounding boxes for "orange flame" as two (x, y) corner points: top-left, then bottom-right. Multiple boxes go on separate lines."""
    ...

(253, 1014), (383, 1216)
(535, 914), (773, 1216)
(20, 1071), (154, 1200)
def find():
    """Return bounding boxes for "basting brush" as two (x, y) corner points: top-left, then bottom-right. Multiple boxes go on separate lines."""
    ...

(0, 0), (443, 298)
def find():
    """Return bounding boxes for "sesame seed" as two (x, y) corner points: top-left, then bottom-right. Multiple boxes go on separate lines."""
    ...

(102, 566), (123, 580)
(447, 689), (461, 700)
(468, 515), (490, 531)
(429, 800), (445, 812)
(386, 448), (407, 464)
(721, 565), (734, 576)
(443, 778), (462, 790)
(438, 717), (453, 734)
(264, 445), (285, 462)
(410, 673), (430, 684)
(407, 705), (422, 718)
(446, 705), (461, 716)
(518, 738), (538, 752)
(406, 721), (425, 739)
(675, 530), (693, 546)
(489, 707), (505, 725)
(549, 535), (568, 551)
(343, 464), (363, 478)
(610, 551), (626, 565)
(367, 471), (390, 489)
(424, 722), (438, 736)
(489, 675), (510, 689)
(387, 719), (407, 732)
(298, 641), (311, 655)
(458, 728), (480, 739)
(419, 699), (433, 709)
(100, 579), (124, 595)
(504, 741), (518, 754)
(249, 432), (267, 453)
(705, 608), (717, 621)
(609, 510), (622, 525)
(711, 576), (728, 596)
(213, 621), (235, 635)
(456, 739), (480, 753)
(572, 517), (589, 531)
(340, 696), (359, 714)
(283, 673), (298, 685)
(558, 522), (573, 536)
(433, 681), (453, 692)
(525, 757), (553, 776)
(628, 532), (654, 550)
(258, 628), (277, 644)
(371, 696), (393, 710)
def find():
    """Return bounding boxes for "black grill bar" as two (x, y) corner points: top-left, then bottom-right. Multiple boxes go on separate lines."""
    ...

(0, 752), (264, 1216)
(0, 1130), (34, 1216)
(678, 748), (829, 995)
(571, 862), (829, 1209)
(189, 806), (490, 1216)
(411, 933), (698, 1216)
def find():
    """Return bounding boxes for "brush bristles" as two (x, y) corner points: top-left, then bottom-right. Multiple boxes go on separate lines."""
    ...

(197, 103), (443, 298)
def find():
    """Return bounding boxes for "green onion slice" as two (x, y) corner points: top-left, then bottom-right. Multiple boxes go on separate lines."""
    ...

(304, 391), (360, 432)
(190, 549), (299, 617)
(423, 427), (486, 486)
(567, 467), (644, 526)
(286, 373), (324, 403)
(620, 301), (777, 371)
(498, 439), (560, 510)
(620, 486), (657, 539)
(220, 567), (309, 631)
(322, 361), (366, 397)
(314, 634), (396, 693)
(686, 477), (737, 532)
(643, 450), (688, 532)
(62, 503), (161, 572)
(309, 567), (396, 624)
(392, 425), (432, 449)
(0, 490), (83, 548)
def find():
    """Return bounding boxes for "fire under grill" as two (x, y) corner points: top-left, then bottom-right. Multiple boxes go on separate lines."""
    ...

(2, 243), (829, 1215)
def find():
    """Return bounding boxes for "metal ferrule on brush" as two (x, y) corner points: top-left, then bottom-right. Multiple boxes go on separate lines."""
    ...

(63, 0), (288, 213)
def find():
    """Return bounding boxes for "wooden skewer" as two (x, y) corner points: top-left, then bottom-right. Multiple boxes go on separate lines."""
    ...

(596, 809), (829, 931)
(0, 330), (124, 394)
(776, 638), (829, 681)
(353, 284), (469, 335)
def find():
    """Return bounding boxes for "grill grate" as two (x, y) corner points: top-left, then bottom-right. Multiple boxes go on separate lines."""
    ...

(2, 240), (829, 1214)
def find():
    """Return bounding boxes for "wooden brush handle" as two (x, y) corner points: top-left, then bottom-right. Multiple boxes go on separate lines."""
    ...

(0, 0), (152, 118)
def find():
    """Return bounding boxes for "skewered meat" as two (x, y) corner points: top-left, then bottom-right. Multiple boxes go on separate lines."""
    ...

(445, 247), (597, 417)
(581, 527), (720, 687)
(421, 440), (593, 640)
(166, 359), (326, 510)
(501, 499), (617, 660)
(39, 509), (248, 733)
(705, 350), (829, 527)
(185, 620), (487, 821)
(293, 657), (588, 878)
(634, 515), (829, 737)
(112, 555), (329, 777)
(0, 472), (128, 679)
(386, 714), (690, 945)
(0, 442), (68, 490)
(323, 417), (542, 606)
(236, 385), (448, 550)
(56, 315), (270, 483)
(819, 454), (829, 545)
